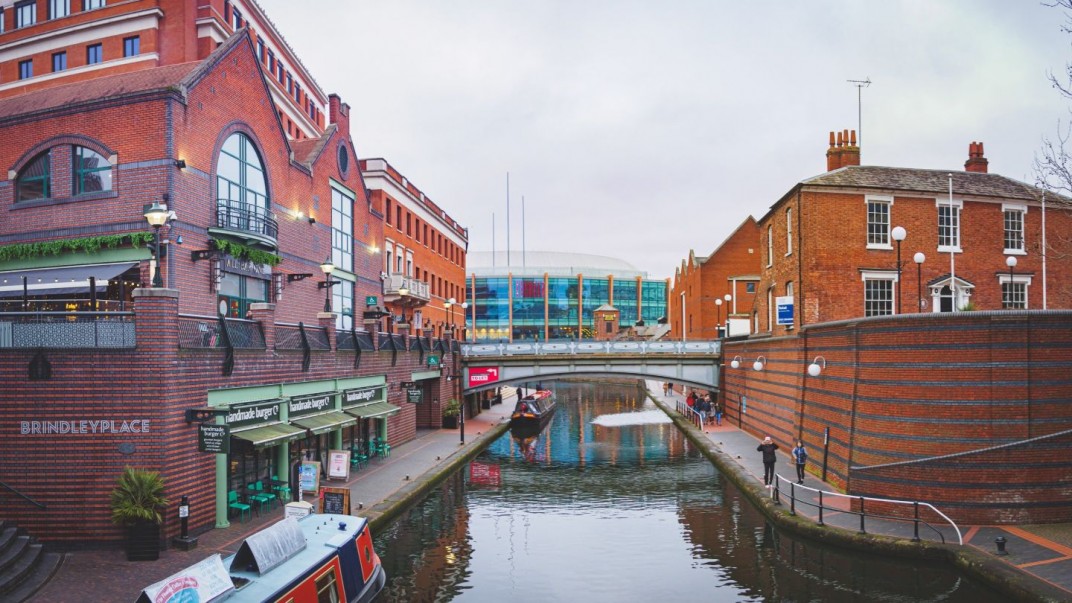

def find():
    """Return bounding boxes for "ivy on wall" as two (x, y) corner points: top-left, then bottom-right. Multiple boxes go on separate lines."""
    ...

(209, 238), (282, 266)
(0, 232), (155, 263)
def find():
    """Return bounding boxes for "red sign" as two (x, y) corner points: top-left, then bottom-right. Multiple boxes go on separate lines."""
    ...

(469, 461), (501, 487)
(467, 366), (500, 388)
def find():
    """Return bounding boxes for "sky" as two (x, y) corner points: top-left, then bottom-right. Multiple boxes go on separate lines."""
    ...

(256, 0), (1070, 280)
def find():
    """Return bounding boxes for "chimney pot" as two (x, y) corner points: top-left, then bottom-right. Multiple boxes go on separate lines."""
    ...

(965, 141), (989, 173)
(829, 132), (836, 148)
(850, 130), (857, 146)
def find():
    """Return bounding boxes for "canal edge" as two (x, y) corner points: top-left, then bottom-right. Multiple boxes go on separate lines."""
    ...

(647, 390), (1070, 603)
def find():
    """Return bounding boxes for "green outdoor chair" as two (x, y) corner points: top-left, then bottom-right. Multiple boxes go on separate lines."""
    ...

(228, 490), (251, 522)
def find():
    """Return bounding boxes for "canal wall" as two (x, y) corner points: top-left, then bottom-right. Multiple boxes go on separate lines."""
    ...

(648, 389), (1071, 603)
(721, 310), (1072, 525)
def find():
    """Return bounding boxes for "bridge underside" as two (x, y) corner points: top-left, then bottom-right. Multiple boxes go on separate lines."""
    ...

(462, 357), (719, 396)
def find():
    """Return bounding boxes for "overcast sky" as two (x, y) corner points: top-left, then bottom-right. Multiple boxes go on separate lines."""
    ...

(257, 1), (1069, 279)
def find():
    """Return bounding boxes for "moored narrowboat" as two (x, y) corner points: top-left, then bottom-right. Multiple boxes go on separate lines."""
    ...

(509, 389), (556, 433)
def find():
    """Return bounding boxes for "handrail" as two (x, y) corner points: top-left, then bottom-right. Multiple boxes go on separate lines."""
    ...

(462, 340), (721, 357)
(0, 478), (46, 509)
(675, 400), (704, 429)
(773, 473), (962, 545)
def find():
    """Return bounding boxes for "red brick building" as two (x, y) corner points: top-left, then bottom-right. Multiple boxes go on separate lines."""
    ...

(722, 131), (1072, 523)
(0, 1), (462, 545)
(361, 158), (469, 341)
(669, 216), (760, 341)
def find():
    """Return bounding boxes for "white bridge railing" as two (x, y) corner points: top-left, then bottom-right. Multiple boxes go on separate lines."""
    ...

(461, 340), (721, 357)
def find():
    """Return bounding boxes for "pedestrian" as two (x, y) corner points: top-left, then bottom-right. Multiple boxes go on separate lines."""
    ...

(663, 382), (671, 396)
(757, 436), (779, 487)
(792, 440), (808, 484)
(713, 398), (723, 426)
(696, 396), (708, 424)
(703, 394), (713, 424)
(686, 391), (696, 408)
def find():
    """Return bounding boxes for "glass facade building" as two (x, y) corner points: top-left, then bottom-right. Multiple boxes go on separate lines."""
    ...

(466, 251), (668, 342)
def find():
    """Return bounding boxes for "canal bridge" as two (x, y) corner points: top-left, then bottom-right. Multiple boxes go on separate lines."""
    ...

(459, 340), (721, 394)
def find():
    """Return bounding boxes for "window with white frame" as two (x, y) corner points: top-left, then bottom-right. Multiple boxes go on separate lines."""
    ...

(1002, 204), (1026, 253)
(861, 270), (897, 317)
(937, 198), (962, 252)
(866, 195), (892, 248)
(785, 281), (794, 328)
(766, 287), (773, 331)
(999, 273), (1032, 310)
(766, 225), (773, 267)
(785, 207), (793, 255)
(331, 185), (354, 272)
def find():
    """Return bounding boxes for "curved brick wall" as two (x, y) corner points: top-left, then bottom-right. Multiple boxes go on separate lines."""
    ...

(723, 311), (1072, 524)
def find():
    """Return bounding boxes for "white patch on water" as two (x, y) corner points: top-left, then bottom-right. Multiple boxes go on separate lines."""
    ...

(590, 410), (672, 427)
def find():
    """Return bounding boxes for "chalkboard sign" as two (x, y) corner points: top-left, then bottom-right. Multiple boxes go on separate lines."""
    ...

(298, 461), (321, 494)
(319, 487), (351, 515)
(406, 388), (422, 403)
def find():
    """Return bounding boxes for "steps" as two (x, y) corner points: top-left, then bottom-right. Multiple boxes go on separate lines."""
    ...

(0, 520), (63, 603)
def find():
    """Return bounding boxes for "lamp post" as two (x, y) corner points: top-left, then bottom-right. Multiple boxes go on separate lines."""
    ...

(445, 297), (456, 337)
(913, 252), (925, 313)
(892, 226), (907, 314)
(723, 293), (731, 334)
(143, 202), (169, 287)
(317, 258), (336, 312)
(714, 298), (723, 338)
(460, 301), (469, 341)
(1005, 255), (1018, 308)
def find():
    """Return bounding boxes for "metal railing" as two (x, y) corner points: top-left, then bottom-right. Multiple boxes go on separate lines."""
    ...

(177, 315), (265, 349)
(276, 323), (330, 351)
(675, 400), (704, 429)
(772, 473), (963, 545)
(216, 199), (278, 240)
(0, 478), (46, 509)
(383, 274), (430, 301)
(0, 299), (128, 313)
(463, 340), (721, 357)
(0, 312), (135, 348)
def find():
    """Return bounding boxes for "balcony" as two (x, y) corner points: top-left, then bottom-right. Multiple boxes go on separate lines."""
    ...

(384, 274), (430, 305)
(214, 200), (278, 246)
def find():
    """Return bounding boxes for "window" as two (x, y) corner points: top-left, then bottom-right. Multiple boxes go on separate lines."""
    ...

(785, 207), (792, 255)
(257, 37), (265, 62)
(16, 152), (51, 201)
(73, 146), (112, 194)
(231, 7), (242, 29)
(314, 567), (341, 603)
(277, 63), (285, 85)
(1, 10), (5, 33)
(937, 199), (962, 251)
(294, 83), (301, 103)
(86, 44), (102, 65)
(216, 133), (270, 234)
(333, 279), (354, 331)
(52, 52), (67, 72)
(385, 199), (392, 225)
(49, 0), (70, 19)
(331, 186), (354, 272)
(267, 51), (275, 73)
(1003, 204), (1026, 253)
(286, 73), (292, 94)
(746, 282), (756, 294)
(123, 36), (139, 57)
(766, 288), (773, 331)
(766, 225), (773, 267)
(862, 271), (897, 317)
(83, 0), (105, 9)
(18, 59), (33, 80)
(15, 0), (35, 28)
(1002, 282), (1026, 309)
(866, 195), (892, 248)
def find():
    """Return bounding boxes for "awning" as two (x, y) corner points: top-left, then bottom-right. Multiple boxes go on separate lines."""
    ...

(0, 262), (138, 298)
(230, 422), (305, 448)
(290, 411), (356, 435)
(345, 401), (401, 419)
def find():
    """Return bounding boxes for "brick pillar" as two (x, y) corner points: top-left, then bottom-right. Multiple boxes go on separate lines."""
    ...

(133, 287), (180, 356)
(249, 302), (276, 350)
(317, 312), (336, 350)
(363, 319), (380, 348)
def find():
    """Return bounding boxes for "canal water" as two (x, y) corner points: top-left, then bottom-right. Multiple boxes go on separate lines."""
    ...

(374, 381), (999, 602)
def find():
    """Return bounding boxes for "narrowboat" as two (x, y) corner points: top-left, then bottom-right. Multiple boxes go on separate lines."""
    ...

(509, 389), (556, 434)
(137, 514), (385, 603)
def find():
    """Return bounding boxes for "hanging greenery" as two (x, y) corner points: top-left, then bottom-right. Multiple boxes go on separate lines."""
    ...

(209, 238), (282, 266)
(0, 232), (155, 263)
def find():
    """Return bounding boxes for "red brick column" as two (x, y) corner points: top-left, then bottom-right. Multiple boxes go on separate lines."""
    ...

(249, 302), (276, 350)
(317, 312), (336, 350)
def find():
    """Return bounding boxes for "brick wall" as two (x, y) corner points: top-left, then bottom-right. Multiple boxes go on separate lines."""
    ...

(724, 310), (1072, 524)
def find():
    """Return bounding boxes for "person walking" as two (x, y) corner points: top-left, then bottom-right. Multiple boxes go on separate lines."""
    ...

(792, 440), (808, 484)
(713, 399), (723, 426)
(757, 436), (779, 487)
(696, 396), (708, 425)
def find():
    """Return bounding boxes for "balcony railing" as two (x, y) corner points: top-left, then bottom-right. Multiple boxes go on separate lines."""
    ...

(216, 199), (278, 240)
(383, 274), (430, 303)
(0, 312), (135, 348)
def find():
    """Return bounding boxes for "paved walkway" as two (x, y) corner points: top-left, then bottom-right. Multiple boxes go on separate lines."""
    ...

(27, 390), (519, 603)
(646, 380), (1072, 602)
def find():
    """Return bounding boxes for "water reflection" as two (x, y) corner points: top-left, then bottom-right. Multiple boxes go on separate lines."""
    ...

(374, 381), (998, 602)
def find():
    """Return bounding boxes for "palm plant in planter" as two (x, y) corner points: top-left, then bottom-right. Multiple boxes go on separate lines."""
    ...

(442, 399), (461, 429)
(110, 467), (168, 561)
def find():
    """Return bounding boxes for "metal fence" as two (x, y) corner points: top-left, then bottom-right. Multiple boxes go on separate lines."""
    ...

(462, 340), (721, 357)
(276, 323), (330, 351)
(0, 312), (135, 348)
(177, 315), (265, 349)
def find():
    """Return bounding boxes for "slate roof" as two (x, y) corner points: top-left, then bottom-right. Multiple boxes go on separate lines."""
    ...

(290, 124), (337, 166)
(801, 165), (1041, 201)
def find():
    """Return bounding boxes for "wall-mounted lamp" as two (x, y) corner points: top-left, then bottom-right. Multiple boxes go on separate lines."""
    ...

(307, 216), (316, 225)
(729, 355), (742, 369)
(752, 355), (766, 371)
(808, 356), (826, 377)
(368, 243), (380, 254)
(175, 159), (187, 169)
(287, 273), (313, 282)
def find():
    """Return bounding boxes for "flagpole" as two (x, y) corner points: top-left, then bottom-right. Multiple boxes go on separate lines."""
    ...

(948, 173), (956, 311)
(1041, 189), (1048, 309)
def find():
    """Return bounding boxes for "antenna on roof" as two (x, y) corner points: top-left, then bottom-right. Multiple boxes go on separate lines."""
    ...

(522, 195), (526, 272)
(847, 77), (871, 153)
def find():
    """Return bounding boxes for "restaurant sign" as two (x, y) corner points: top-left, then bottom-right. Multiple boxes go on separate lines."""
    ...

(198, 424), (230, 454)
(226, 401), (280, 429)
(289, 394), (334, 418)
(342, 386), (385, 407)
(220, 254), (271, 280)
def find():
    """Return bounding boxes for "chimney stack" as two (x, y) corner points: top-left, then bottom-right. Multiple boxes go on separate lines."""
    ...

(329, 93), (351, 138)
(964, 141), (988, 173)
(826, 129), (859, 171)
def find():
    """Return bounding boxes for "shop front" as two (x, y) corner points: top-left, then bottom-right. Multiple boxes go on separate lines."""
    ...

(342, 384), (399, 457)
(223, 398), (302, 524)
(288, 393), (356, 479)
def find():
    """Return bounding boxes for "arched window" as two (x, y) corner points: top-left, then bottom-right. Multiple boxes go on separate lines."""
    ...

(216, 133), (271, 235)
(16, 151), (50, 201)
(73, 146), (112, 194)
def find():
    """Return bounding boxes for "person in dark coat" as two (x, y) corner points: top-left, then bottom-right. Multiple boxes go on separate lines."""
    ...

(792, 440), (808, 484)
(757, 436), (779, 487)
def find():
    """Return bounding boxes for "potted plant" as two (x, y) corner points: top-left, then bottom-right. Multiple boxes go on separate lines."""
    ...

(442, 399), (461, 429)
(110, 467), (168, 561)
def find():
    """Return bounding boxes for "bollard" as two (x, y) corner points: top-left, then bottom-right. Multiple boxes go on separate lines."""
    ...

(171, 494), (198, 550)
(995, 536), (1008, 556)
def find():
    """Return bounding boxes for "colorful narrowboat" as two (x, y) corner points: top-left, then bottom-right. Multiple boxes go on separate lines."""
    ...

(509, 389), (556, 434)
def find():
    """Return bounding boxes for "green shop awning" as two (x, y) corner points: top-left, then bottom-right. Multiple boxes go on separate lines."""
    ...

(290, 411), (356, 435)
(231, 422), (305, 448)
(345, 402), (401, 419)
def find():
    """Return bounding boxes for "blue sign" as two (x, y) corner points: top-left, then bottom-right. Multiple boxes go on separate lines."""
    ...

(776, 295), (794, 326)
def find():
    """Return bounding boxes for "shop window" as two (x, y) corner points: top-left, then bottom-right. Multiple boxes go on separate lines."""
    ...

(217, 272), (268, 318)
(16, 151), (50, 202)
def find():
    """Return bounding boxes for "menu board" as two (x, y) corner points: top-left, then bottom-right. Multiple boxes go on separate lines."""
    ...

(319, 487), (351, 515)
(298, 461), (321, 494)
(327, 449), (350, 480)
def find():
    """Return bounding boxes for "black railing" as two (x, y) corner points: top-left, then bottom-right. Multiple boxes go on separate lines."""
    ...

(0, 478), (46, 509)
(276, 323), (330, 351)
(178, 315), (265, 349)
(0, 312), (135, 348)
(216, 199), (278, 240)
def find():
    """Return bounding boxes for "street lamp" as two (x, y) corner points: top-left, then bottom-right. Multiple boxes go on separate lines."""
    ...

(143, 202), (169, 287)
(317, 258), (337, 312)
(460, 301), (469, 341)
(913, 252), (925, 313)
(1005, 255), (1018, 308)
(723, 293), (731, 334)
(715, 298), (723, 338)
(445, 297), (456, 336)
(892, 226), (907, 314)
